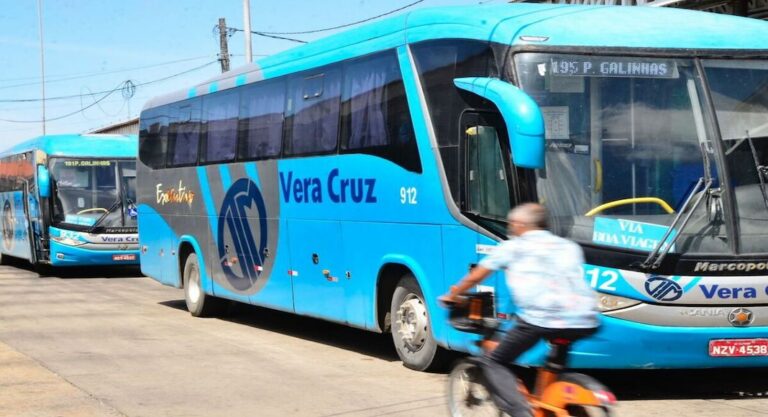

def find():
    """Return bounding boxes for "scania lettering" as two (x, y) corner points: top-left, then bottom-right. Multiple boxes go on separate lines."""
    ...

(0, 134), (139, 269)
(138, 4), (768, 370)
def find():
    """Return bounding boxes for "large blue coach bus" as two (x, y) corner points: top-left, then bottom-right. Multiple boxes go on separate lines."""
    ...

(0, 134), (140, 269)
(137, 4), (768, 370)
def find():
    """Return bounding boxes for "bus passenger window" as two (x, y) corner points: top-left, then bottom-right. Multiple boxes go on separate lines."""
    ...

(139, 107), (168, 169)
(340, 50), (421, 173)
(202, 90), (239, 164)
(238, 80), (285, 160)
(285, 67), (342, 156)
(167, 99), (202, 166)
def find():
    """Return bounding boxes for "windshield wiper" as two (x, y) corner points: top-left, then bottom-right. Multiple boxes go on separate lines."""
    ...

(640, 177), (713, 270)
(87, 198), (122, 233)
(746, 131), (768, 211)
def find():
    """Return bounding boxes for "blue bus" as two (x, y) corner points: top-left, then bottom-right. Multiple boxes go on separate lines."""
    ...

(0, 134), (140, 270)
(137, 4), (768, 370)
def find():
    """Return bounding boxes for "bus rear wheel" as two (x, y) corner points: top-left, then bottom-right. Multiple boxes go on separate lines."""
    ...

(390, 275), (448, 371)
(183, 253), (228, 317)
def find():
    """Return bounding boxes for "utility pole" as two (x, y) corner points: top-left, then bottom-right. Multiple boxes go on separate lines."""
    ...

(37, 0), (46, 135)
(243, 0), (253, 63)
(218, 18), (231, 73)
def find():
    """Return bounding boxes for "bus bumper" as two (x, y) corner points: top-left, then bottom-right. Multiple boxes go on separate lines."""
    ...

(49, 240), (140, 266)
(556, 316), (768, 369)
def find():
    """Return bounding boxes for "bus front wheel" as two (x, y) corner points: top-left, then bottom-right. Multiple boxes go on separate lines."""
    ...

(183, 253), (228, 317)
(390, 275), (448, 371)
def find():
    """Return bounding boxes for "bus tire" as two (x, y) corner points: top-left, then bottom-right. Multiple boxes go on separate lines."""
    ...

(390, 274), (449, 371)
(183, 253), (228, 317)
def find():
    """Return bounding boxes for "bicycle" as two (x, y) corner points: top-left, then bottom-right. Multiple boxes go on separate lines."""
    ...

(445, 292), (616, 417)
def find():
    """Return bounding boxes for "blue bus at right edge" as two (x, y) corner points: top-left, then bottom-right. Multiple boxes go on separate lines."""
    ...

(137, 3), (768, 370)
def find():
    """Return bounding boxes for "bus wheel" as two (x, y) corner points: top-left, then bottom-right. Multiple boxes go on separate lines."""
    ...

(183, 253), (227, 317)
(390, 275), (448, 371)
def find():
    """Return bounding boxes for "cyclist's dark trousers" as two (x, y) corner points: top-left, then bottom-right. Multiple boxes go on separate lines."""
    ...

(481, 319), (598, 417)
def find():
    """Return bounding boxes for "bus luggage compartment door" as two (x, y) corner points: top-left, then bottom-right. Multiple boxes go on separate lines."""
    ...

(288, 219), (345, 320)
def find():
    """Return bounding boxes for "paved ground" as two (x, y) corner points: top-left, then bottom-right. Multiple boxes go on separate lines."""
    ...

(0, 261), (766, 417)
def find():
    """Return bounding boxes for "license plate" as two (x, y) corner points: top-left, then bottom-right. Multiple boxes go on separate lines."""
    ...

(709, 339), (768, 357)
(112, 254), (136, 261)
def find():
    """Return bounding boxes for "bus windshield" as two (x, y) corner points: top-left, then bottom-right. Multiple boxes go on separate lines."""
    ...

(514, 53), (727, 255)
(703, 59), (768, 253)
(49, 158), (137, 230)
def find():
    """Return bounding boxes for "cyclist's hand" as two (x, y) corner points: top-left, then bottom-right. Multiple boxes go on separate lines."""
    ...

(439, 286), (465, 307)
(438, 293), (457, 307)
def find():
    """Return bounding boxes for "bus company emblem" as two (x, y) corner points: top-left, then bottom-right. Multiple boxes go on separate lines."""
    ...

(644, 275), (683, 302)
(728, 308), (754, 327)
(217, 178), (268, 291)
(2, 199), (14, 250)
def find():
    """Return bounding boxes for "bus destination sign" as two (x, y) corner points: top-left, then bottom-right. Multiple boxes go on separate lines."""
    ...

(550, 57), (678, 78)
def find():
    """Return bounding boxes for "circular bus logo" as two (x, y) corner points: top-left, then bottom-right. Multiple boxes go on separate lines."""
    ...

(2, 199), (14, 251)
(217, 178), (268, 291)
(644, 275), (683, 302)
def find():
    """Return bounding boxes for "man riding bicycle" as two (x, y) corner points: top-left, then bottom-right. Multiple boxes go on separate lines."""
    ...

(440, 203), (600, 417)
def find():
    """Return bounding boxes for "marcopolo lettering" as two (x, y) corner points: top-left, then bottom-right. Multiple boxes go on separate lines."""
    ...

(279, 169), (377, 204)
(694, 261), (768, 273)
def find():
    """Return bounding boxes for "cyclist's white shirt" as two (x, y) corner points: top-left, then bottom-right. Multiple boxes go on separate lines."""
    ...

(479, 230), (599, 329)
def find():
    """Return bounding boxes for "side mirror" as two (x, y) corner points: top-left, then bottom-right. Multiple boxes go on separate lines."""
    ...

(37, 165), (51, 198)
(454, 77), (545, 169)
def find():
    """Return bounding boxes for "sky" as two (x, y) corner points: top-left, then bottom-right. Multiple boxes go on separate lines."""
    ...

(0, 0), (501, 147)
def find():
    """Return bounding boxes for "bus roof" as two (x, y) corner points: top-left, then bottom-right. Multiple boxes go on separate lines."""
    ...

(145, 3), (768, 110)
(0, 134), (138, 159)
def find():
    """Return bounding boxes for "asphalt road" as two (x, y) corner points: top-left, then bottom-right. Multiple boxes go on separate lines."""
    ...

(0, 261), (767, 417)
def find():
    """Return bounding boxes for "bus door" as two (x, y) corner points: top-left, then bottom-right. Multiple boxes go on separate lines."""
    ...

(0, 188), (33, 262)
(462, 112), (516, 312)
(288, 220), (346, 320)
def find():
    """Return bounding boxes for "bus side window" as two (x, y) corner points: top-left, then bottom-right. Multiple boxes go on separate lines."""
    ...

(202, 89), (239, 164)
(285, 66), (342, 156)
(238, 80), (286, 160)
(167, 99), (202, 167)
(139, 107), (168, 169)
(340, 50), (422, 173)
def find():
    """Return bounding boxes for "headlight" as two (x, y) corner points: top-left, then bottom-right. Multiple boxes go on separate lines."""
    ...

(51, 236), (86, 246)
(597, 293), (641, 312)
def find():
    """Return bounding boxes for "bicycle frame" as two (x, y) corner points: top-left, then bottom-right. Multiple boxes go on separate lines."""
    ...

(446, 294), (616, 417)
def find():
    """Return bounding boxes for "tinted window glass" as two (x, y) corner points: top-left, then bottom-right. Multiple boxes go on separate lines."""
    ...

(286, 67), (342, 155)
(138, 107), (168, 169)
(412, 40), (496, 202)
(341, 51), (421, 172)
(167, 99), (201, 166)
(202, 90), (239, 163)
(239, 80), (285, 160)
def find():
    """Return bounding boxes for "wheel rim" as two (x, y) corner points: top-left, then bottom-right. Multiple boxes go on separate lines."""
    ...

(187, 263), (201, 304)
(395, 293), (428, 352)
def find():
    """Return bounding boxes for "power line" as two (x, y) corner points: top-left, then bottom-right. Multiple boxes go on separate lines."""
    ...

(228, 27), (307, 44)
(0, 61), (217, 103)
(0, 83), (121, 123)
(252, 0), (424, 35)
(0, 56), (213, 90)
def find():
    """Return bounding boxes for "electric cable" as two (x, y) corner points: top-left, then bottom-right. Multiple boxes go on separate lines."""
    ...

(0, 60), (217, 103)
(0, 56), (212, 89)
(252, 0), (424, 35)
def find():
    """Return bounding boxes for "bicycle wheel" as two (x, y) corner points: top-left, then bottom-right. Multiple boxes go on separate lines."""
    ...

(447, 360), (502, 417)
